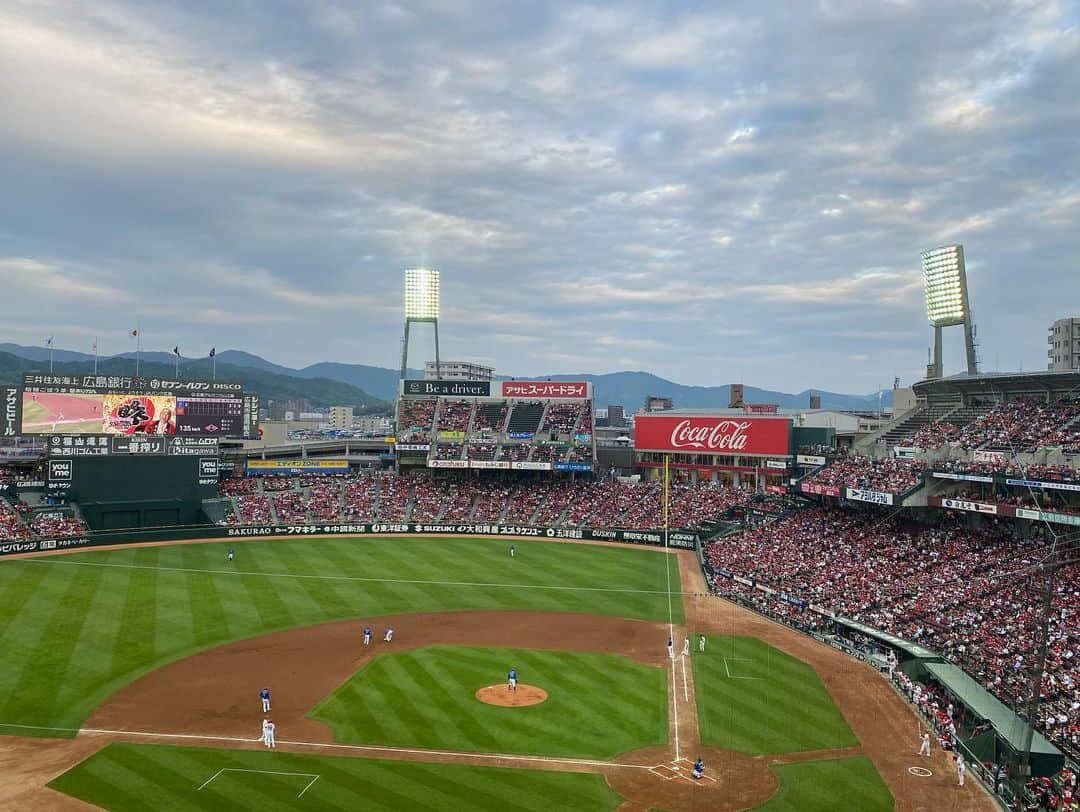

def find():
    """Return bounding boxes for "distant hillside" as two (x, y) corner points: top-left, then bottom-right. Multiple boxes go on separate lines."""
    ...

(0, 343), (892, 412)
(0, 351), (390, 414)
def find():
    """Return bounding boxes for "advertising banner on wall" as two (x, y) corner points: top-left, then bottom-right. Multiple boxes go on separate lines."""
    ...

(634, 415), (791, 456)
(469, 460), (510, 469)
(511, 461), (552, 470)
(765, 459), (788, 470)
(800, 481), (841, 497)
(2, 387), (21, 438)
(933, 471), (994, 483)
(845, 488), (894, 506)
(973, 449), (1008, 463)
(1015, 508), (1080, 526)
(1006, 478), (1080, 493)
(246, 459), (349, 475)
(941, 498), (998, 515)
(553, 461), (592, 472)
(428, 459), (468, 468)
(893, 446), (921, 459)
(796, 454), (827, 466)
(500, 381), (590, 399)
(402, 380), (491, 398)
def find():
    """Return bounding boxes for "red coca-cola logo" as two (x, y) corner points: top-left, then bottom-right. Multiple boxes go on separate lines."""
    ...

(669, 419), (751, 451)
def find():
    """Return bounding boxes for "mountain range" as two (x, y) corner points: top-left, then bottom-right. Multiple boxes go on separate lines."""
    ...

(0, 343), (894, 413)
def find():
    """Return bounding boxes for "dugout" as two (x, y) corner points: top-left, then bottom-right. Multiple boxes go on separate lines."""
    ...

(54, 455), (217, 531)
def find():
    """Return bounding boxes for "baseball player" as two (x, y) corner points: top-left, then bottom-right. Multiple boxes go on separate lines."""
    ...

(260, 687), (271, 712)
(263, 718), (276, 749)
(383, 627), (394, 643)
(692, 757), (705, 780)
(698, 634), (706, 653)
(508, 668), (517, 692)
(509, 544), (515, 558)
(667, 636), (674, 659)
(363, 626), (372, 646)
(956, 754), (965, 786)
(227, 548), (235, 562)
(682, 637), (690, 656)
(919, 731), (931, 757)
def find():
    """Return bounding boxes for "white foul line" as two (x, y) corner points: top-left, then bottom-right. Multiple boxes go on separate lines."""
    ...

(681, 656), (689, 703)
(0, 723), (653, 772)
(23, 557), (684, 597)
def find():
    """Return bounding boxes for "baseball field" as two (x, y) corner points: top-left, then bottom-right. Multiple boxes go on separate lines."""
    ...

(0, 535), (993, 810)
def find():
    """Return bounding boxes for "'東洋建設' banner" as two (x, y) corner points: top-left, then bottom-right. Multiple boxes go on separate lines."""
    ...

(633, 414), (791, 456)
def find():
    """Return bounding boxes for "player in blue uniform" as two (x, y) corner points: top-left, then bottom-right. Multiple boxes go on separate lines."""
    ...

(667, 636), (674, 659)
(363, 626), (372, 646)
(260, 687), (271, 712)
(692, 757), (705, 779)
(507, 668), (517, 692)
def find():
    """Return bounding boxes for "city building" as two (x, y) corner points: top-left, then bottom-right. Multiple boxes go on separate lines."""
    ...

(328, 406), (354, 430)
(355, 416), (392, 435)
(643, 395), (673, 412)
(424, 360), (495, 381)
(607, 404), (626, 428)
(1048, 316), (1080, 371)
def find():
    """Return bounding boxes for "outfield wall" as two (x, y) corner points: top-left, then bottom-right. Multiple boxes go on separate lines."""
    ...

(0, 523), (699, 558)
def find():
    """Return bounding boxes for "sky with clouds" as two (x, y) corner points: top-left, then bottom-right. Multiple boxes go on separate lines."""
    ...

(1, 0), (1077, 393)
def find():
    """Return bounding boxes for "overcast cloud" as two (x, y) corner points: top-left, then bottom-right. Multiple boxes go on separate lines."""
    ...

(1, 0), (1078, 392)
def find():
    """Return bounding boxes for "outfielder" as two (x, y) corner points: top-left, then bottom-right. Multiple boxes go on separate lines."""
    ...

(363, 626), (372, 646)
(919, 731), (931, 757)
(508, 668), (517, 692)
(260, 687), (271, 712)
(509, 544), (515, 558)
(698, 634), (706, 653)
(383, 627), (394, 643)
(682, 637), (690, 656)
(227, 548), (234, 562)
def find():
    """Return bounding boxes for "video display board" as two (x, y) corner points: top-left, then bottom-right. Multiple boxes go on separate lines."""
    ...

(19, 374), (252, 437)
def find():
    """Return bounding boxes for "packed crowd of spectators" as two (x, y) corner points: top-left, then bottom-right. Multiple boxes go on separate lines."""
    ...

(398, 399), (436, 439)
(932, 459), (1080, 484)
(541, 403), (588, 435)
(704, 508), (1080, 758)
(913, 398), (1080, 453)
(29, 512), (88, 539)
(436, 400), (473, 433)
(0, 499), (34, 540)
(216, 472), (752, 531)
(804, 455), (925, 494)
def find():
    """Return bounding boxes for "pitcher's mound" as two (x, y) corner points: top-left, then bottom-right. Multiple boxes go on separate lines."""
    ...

(475, 684), (548, 707)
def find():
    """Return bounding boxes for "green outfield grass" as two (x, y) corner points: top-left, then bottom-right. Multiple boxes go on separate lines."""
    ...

(0, 537), (682, 736)
(48, 742), (624, 811)
(757, 756), (893, 811)
(692, 634), (858, 755)
(310, 645), (668, 758)
(18, 401), (50, 422)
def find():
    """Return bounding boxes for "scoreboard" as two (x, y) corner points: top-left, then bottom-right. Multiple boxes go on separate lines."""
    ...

(17, 373), (259, 439)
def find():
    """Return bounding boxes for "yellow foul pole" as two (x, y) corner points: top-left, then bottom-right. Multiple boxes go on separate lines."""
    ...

(663, 454), (669, 546)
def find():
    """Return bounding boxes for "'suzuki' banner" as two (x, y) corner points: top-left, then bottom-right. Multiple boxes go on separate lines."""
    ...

(500, 381), (590, 399)
(634, 415), (791, 456)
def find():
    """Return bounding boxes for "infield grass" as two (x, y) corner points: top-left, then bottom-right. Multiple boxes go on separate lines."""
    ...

(0, 537), (681, 735)
(48, 742), (625, 811)
(310, 645), (668, 758)
(757, 755), (892, 811)
(692, 634), (858, 755)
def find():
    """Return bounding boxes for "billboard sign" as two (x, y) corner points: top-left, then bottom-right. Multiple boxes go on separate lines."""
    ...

(800, 481), (840, 497)
(469, 460), (510, 469)
(402, 379), (490, 398)
(933, 471), (994, 483)
(245, 459), (349, 475)
(942, 498), (998, 515)
(428, 459), (468, 468)
(2, 387), (20, 438)
(511, 461), (552, 470)
(21, 373), (243, 395)
(973, 449), (1008, 463)
(634, 415), (791, 456)
(500, 381), (590, 399)
(1006, 478), (1080, 493)
(553, 461), (592, 472)
(845, 487), (894, 506)
(796, 454), (827, 467)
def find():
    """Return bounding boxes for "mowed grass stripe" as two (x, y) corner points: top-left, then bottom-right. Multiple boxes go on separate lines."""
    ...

(49, 742), (624, 811)
(757, 756), (892, 811)
(310, 645), (668, 759)
(0, 536), (679, 733)
(693, 634), (858, 755)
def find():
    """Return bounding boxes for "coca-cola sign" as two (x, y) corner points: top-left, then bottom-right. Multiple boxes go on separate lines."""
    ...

(634, 415), (790, 456)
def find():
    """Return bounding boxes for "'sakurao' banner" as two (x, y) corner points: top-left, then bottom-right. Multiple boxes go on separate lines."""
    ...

(634, 415), (791, 456)
(500, 381), (590, 399)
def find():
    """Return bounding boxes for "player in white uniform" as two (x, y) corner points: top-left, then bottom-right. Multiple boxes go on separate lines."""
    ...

(682, 637), (690, 656)
(263, 718), (276, 749)
(699, 635), (706, 653)
(956, 754), (965, 786)
(667, 637), (674, 659)
(383, 627), (393, 643)
(919, 731), (931, 757)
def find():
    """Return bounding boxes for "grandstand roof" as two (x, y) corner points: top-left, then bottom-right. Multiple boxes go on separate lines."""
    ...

(913, 370), (1080, 399)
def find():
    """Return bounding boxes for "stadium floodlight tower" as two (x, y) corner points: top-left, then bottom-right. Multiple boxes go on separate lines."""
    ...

(921, 244), (979, 379)
(399, 268), (441, 381)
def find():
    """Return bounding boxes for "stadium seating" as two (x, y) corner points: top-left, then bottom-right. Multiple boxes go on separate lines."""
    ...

(802, 455), (925, 493)
(0, 499), (34, 540)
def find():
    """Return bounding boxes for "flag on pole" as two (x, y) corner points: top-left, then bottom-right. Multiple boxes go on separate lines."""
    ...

(130, 329), (138, 337)
(46, 336), (53, 347)
(209, 347), (216, 357)
(91, 340), (97, 352)
(173, 346), (180, 356)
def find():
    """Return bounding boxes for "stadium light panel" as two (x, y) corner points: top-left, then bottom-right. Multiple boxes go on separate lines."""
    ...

(404, 268), (440, 321)
(921, 245), (968, 327)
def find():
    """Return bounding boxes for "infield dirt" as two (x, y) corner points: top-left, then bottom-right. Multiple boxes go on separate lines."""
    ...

(0, 546), (995, 811)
